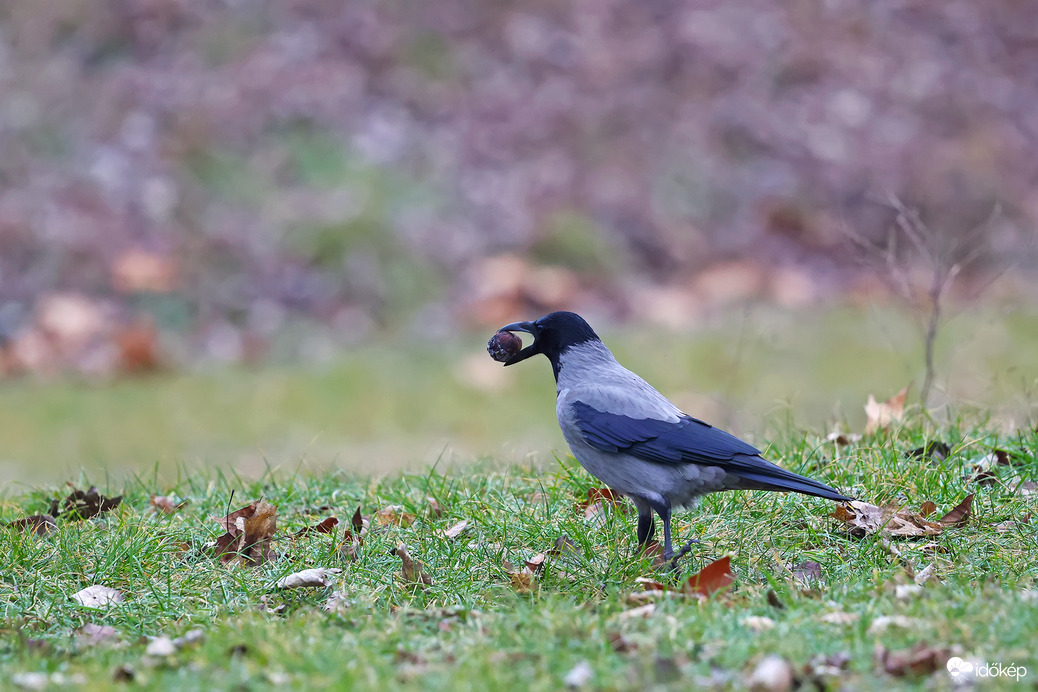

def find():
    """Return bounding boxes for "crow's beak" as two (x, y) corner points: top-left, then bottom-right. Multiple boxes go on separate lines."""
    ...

(498, 320), (539, 365)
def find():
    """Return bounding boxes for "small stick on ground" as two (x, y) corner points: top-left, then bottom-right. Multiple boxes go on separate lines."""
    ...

(667, 538), (699, 571)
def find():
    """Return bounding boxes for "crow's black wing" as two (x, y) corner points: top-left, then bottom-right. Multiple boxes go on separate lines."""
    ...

(570, 401), (850, 500)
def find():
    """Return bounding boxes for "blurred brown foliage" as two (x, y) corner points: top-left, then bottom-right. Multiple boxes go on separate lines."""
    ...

(0, 0), (1034, 363)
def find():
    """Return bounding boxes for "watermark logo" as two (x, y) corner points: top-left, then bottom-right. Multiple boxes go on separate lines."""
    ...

(947, 657), (1027, 683)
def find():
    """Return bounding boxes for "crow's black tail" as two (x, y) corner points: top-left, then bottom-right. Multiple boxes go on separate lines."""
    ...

(727, 455), (853, 502)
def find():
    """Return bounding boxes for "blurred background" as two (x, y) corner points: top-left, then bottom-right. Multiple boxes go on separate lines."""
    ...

(1, 0), (1036, 485)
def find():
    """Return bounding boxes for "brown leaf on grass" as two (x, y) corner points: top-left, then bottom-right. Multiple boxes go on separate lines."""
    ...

(395, 544), (432, 587)
(376, 505), (416, 527)
(76, 623), (120, 646)
(864, 385), (909, 435)
(293, 516), (339, 537)
(57, 485), (122, 521)
(918, 500), (937, 517)
(608, 631), (636, 653)
(578, 488), (628, 514)
(509, 569), (537, 593)
(212, 499), (278, 565)
(524, 553), (547, 572)
(548, 534), (579, 557)
(427, 497), (443, 518)
(336, 508), (366, 560)
(791, 560), (824, 588)
(684, 556), (734, 597)
(831, 501), (942, 538)
(937, 494), (974, 526)
(5, 514), (57, 536)
(876, 643), (948, 677)
(150, 495), (187, 514)
(438, 519), (468, 539)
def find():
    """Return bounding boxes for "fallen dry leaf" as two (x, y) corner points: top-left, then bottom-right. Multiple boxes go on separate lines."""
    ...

(524, 553), (547, 572)
(323, 591), (351, 613)
(5, 514), (57, 536)
(72, 585), (124, 609)
(867, 615), (919, 635)
(439, 519), (468, 539)
(144, 636), (176, 657)
(376, 505), (416, 527)
(617, 603), (657, 620)
(741, 616), (776, 633)
(748, 654), (794, 692)
(864, 385), (909, 435)
(918, 500), (937, 517)
(213, 499), (278, 565)
(150, 495), (187, 514)
(509, 569), (537, 593)
(56, 485), (122, 521)
(684, 556), (734, 597)
(548, 534), (579, 557)
(395, 544), (433, 587)
(563, 660), (593, 688)
(427, 497), (443, 518)
(791, 560), (824, 588)
(275, 568), (341, 589)
(831, 501), (942, 538)
(937, 494), (974, 526)
(293, 516), (339, 537)
(820, 611), (859, 625)
(76, 623), (120, 646)
(876, 643), (948, 677)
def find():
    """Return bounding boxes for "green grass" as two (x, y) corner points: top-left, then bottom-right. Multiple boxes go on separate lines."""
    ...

(1, 418), (1036, 690)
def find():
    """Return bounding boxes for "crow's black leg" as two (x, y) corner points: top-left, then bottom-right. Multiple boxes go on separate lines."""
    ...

(636, 510), (656, 549)
(649, 498), (673, 561)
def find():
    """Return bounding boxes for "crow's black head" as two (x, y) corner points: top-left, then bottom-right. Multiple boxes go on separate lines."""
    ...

(496, 311), (600, 373)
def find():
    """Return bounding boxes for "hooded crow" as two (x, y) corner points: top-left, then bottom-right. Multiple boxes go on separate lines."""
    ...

(496, 311), (852, 561)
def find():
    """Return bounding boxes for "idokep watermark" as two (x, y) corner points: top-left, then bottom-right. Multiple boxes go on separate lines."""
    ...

(947, 656), (1028, 683)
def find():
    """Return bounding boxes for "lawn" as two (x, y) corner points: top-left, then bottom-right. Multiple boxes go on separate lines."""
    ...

(1, 417), (1035, 690)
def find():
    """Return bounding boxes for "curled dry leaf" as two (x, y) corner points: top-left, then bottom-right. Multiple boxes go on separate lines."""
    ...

(548, 534), (579, 558)
(748, 655), (794, 692)
(150, 495), (187, 514)
(578, 488), (628, 520)
(563, 660), (593, 688)
(876, 644), (949, 677)
(791, 560), (824, 588)
(57, 485), (122, 521)
(831, 501), (942, 538)
(76, 623), (120, 646)
(524, 553), (547, 572)
(72, 585), (124, 609)
(293, 516), (339, 537)
(5, 514), (57, 536)
(395, 544), (433, 587)
(509, 569), (537, 593)
(427, 497), (443, 518)
(438, 519), (468, 539)
(144, 636), (177, 658)
(376, 505), (416, 527)
(864, 385), (909, 435)
(867, 615), (919, 635)
(617, 603), (657, 620)
(212, 499), (278, 565)
(741, 616), (776, 633)
(323, 591), (351, 613)
(820, 611), (859, 625)
(913, 563), (937, 585)
(275, 568), (342, 589)
(937, 494), (974, 526)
